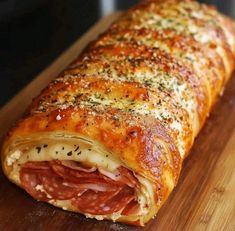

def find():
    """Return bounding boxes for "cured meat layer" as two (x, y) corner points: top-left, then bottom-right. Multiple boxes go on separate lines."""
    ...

(20, 161), (139, 215)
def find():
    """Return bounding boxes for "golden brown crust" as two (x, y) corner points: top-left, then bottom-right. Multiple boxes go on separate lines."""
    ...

(1, 0), (235, 226)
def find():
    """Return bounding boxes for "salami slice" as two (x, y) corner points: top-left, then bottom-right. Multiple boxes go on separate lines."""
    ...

(104, 186), (135, 213)
(20, 169), (48, 201)
(40, 175), (85, 200)
(121, 200), (140, 215)
(72, 186), (135, 215)
(22, 161), (50, 170)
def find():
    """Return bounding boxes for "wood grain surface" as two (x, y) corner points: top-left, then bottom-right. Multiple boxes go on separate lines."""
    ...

(0, 13), (235, 231)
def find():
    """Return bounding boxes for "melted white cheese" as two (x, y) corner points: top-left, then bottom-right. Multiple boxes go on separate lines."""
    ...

(10, 134), (121, 172)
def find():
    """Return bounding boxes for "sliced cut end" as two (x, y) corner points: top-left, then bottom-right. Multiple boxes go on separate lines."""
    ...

(3, 133), (157, 226)
(20, 160), (140, 216)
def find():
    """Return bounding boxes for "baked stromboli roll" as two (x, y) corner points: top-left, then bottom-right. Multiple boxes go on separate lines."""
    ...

(1, 0), (235, 227)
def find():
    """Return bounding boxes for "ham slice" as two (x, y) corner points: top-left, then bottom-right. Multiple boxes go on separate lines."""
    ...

(19, 161), (140, 215)
(59, 160), (97, 172)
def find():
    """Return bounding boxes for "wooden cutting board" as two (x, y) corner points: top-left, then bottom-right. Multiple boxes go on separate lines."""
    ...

(0, 13), (235, 231)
